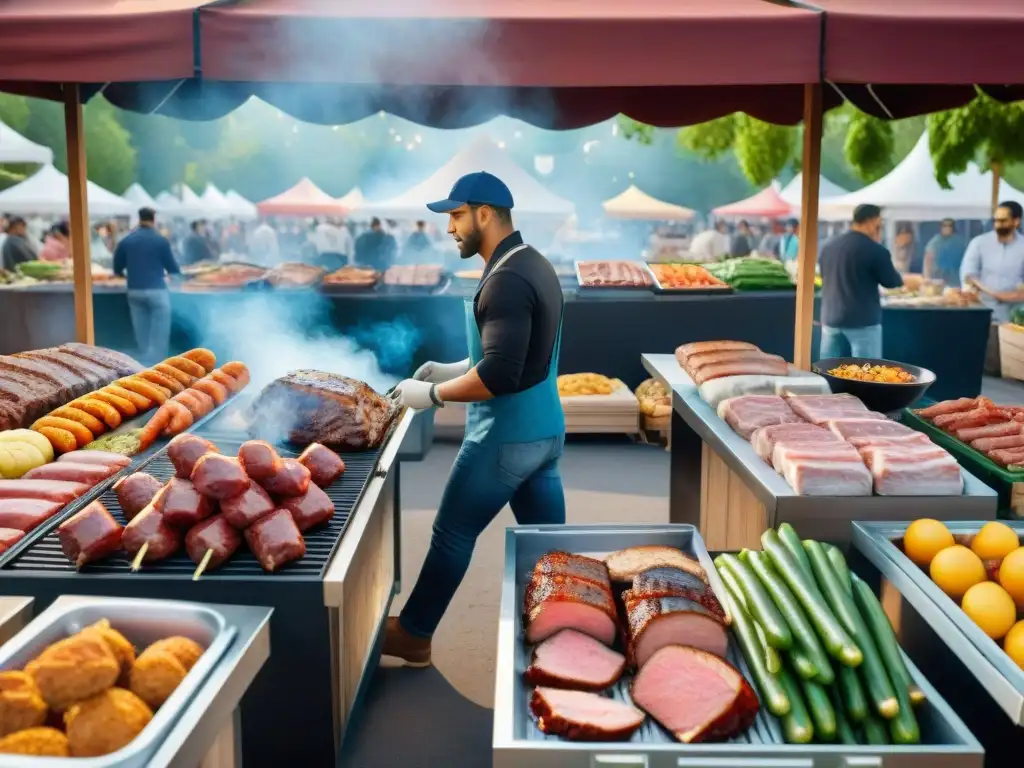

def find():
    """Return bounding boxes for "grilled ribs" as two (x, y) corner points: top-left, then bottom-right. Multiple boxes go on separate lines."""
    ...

(247, 370), (398, 451)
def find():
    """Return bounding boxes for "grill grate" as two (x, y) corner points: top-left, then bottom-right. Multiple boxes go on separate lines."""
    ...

(5, 428), (385, 582)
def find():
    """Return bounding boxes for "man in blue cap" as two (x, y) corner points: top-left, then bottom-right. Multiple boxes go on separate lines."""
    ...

(386, 172), (567, 666)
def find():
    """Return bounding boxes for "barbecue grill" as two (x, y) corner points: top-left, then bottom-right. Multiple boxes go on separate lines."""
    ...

(0, 406), (414, 768)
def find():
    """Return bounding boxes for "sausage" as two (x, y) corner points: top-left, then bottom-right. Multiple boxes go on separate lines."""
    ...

(0, 498), (64, 531)
(186, 388), (214, 417)
(220, 483), (275, 529)
(154, 363), (195, 387)
(170, 391), (206, 420)
(121, 503), (181, 562)
(167, 434), (219, 479)
(57, 451), (131, 470)
(297, 443), (345, 488)
(138, 369), (185, 394)
(0, 528), (25, 553)
(0, 480), (89, 503)
(103, 384), (152, 411)
(138, 405), (172, 451)
(58, 501), (123, 568)
(161, 400), (194, 437)
(259, 459), (311, 498)
(114, 472), (164, 521)
(209, 369), (240, 394)
(116, 377), (169, 405)
(69, 398), (121, 430)
(50, 406), (105, 437)
(22, 462), (118, 485)
(192, 378), (228, 405)
(35, 426), (78, 454)
(181, 348), (216, 373)
(280, 483), (334, 532)
(31, 417), (95, 448)
(159, 478), (214, 528)
(220, 362), (250, 389)
(90, 389), (138, 418)
(244, 508), (306, 572)
(190, 454), (250, 500)
(237, 441), (282, 481)
(185, 514), (242, 570)
(165, 356), (207, 379)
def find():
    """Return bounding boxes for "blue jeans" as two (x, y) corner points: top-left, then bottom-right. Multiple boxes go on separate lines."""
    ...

(400, 435), (566, 637)
(820, 324), (883, 360)
(127, 289), (171, 365)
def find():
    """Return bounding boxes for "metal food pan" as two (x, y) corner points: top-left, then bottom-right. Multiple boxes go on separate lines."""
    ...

(644, 262), (735, 295)
(0, 597), (237, 768)
(494, 523), (983, 768)
(853, 519), (1024, 725)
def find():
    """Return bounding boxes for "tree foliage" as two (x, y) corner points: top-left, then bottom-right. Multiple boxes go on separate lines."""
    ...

(678, 114), (795, 187)
(927, 91), (1024, 188)
(677, 115), (737, 161)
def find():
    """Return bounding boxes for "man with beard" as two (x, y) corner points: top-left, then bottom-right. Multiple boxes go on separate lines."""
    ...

(385, 172), (566, 666)
(962, 201), (1024, 323)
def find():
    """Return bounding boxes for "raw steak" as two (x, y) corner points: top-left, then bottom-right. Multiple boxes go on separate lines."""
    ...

(864, 447), (963, 495)
(777, 455), (873, 496)
(826, 418), (915, 441)
(675, 341), (758, 367)
(604, 546), (707, 583)
(718, 395), (801, 439)
(524, 574), (619, 646)
(631, 646), (759, 743)
(751, 423), (839, 463)
(692, 355), (788, 386)
(625, 594), (728, 668)
(248, 370), (398, 450)
(530, 687), (645, 741)
(524, 630), (626, 691)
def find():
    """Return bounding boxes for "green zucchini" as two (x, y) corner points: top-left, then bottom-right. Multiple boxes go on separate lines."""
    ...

(777, 523), (815, 580)
(762, 530), (862, 666)
(743, 549), (834, 684)
(719, 588), (790, 716)
(776, 665), (814, 744)
(719, 553), (793, 650)
(717, 562), (781, 675)
(824, 543), (853, 596)
(829, 685), (860, 745)
(862, 711), (890, 745)
(804, 541), (897, 717)
(909, 685), (926, 707)
(851, 574), (920, 710)
(888, 681), (921, 745)
(789, 648), (818, 680)
(800, 677), (837, 742)
(837, 664), (869, 723)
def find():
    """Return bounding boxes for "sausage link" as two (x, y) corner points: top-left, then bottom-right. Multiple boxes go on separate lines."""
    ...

(104, 384), (152, 411)
(35, 425), (78, 454)
(154, 363), (196, 387)
(31, 416), (95, 447)
(162, 400), (194, 437)
(49, 407), (105, 438)
(70, 397), (122, 430)
(90, 389), (138, 418)
(138, 368), (185, 394)
(117, 377), (170, 405)
(181, 348), (216, 373)
(165, 356), (207, 379)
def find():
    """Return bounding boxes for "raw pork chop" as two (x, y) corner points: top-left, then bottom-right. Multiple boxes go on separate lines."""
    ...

(530, 687), (645, 741)
(786, 393), (870, 424)
(826, 418), (915, 441)
(524, 574), (619, 646)
(718, 395), (801, 439)
(751, 423), (838, 462)
(631, 645), (759, 743)
(625, 594), (728, 668)
(777, 453), (873, 496)
(772, 441), (864, 475)
(864, 447), (963, 495)
(604, 546), (706, 583)
(845, 433), (933, 451)
(524, 630), (626, 691)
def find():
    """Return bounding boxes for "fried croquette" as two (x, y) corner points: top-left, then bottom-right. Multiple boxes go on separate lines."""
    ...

(128, 649), (186, 710)
(0, 671), (47, 738)
(145, 636), (203, 672)
(65, 687), (152, 757)
(0, 727), (70, 756)
(81, 620), (136, 687)
(25, 634), (120, 710)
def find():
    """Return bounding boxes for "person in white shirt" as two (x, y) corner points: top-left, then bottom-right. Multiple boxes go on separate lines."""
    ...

(313, 218), (353, 270)
(688, 220), (730, 263)
(249, 220), (280, 266)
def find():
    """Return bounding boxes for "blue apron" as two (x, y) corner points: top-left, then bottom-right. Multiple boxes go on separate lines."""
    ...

(464, 243), (565, 444)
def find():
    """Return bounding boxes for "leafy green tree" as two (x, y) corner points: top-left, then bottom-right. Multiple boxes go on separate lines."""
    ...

(0, 94), (30, 133)
(677, 114), (795, 187)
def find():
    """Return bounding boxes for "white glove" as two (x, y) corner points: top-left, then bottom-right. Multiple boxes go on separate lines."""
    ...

(390, 379), (442, 410)
(413, 358), (470, 384)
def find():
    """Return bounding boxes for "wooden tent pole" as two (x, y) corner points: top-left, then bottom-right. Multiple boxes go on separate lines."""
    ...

(63, 84), (94, 345)
(793, 83), (823, 370)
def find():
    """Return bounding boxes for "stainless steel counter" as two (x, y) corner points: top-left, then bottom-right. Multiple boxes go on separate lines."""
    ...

(642, 353), (997, 545)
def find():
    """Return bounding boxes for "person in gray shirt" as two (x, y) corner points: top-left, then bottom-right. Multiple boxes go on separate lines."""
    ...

(1, 217), (36, 272)
(961, 201), (1024, 323)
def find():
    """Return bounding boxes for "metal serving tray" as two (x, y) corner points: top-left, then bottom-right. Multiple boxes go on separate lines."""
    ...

(494, 523), (983, 768)
(0, 597), (237, 768)
(644, 262), (734, 295)
(853, 520), (1024, 725)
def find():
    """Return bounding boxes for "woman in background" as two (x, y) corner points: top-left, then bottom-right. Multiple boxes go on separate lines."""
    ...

(39, 222), (70, 262)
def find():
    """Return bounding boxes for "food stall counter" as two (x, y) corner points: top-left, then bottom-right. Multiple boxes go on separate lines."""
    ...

(0, 596), (33, 645)
(641, 353), (997, 550)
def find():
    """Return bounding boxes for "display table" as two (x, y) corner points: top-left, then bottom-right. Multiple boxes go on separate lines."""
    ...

(641, 353), (998, 549)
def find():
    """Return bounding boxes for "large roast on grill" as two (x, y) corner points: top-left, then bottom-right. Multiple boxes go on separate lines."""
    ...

(247, 370), (398, 451)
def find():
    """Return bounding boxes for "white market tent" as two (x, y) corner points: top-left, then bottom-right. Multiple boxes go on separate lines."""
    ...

(177, 184), (208, 220)
(819, 132), (1024, 222)
(225, 189), (258, 220)
(365, 136), (574, 221)
(0, 164), (131, 217)
(0, 120), (53, 165)
(123, 182), (158, 210)
(779, 173), (848, 208)
(199, 183), (235, 219)
(601, 185), (695, 221)
(337, 187), (365, 212)
(155, 190), (183, 215)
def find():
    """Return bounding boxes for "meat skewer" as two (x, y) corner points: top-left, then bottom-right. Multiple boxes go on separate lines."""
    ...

(186, 514), (242, 580)
(123, 500), (181, 572)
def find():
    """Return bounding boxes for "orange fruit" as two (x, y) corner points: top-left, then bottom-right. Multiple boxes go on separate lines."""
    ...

(970, 521), (1021, 561)
(998, 547), (1024, 609)
(961, 582), (1018, 640)
(930, 545), (987, 600)
(904, 519), (955, 568)
(1005, 621), (1024, 671)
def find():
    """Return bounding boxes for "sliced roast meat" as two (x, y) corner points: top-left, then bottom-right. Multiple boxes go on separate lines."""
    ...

(626, 595), (728, 668)
(0, 528), (25, 553)
(605, 545), (707, 584)
(0, 374), (57, 425)
(0, 480), (88, 503)
(58, 501), (123, 568)
(279, 483), (334, 532)
(296, 443), (345, 488)
(17, 350), (110, 390)
(259, 458), (311, 498)
(159, 478), (214, 528)
(0, 355), (86, 396)
(186, 514), (242, 570)
(530, 687), (644, 741)
(631, 646), (759, 743)
(524, 574), (619, 646)
(238, 440), (283, 481)
(168, 434), (219, 479)
(114, 472), (164, 521)
(533, 551), (612, 586)
(58, 343), (142, 376)
(122, 503), (181, 562)
(220, 482), (275, 529)
(524, 630), (626, 691)
(244, 508), (306, 572)
(0, 498), (63, 531)
(191, 454), (250, 499)
(628, 567), (726, 622)
(22, 461), (118, 485)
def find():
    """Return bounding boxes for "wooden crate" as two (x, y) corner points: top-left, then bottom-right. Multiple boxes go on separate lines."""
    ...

(998, 323), (1024, 380)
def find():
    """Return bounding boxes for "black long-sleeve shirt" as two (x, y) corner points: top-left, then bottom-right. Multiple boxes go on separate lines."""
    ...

(474, 231), (563, 397)
(820, 230), (903, 328)
(113, 226), (180, 290)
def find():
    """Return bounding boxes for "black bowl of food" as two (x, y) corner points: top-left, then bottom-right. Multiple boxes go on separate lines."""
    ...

(812, 357), (935, 413)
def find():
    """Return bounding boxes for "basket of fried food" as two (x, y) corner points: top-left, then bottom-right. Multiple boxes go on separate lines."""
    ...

(635, 378), (671, 443)
(0, 620), (204, 757)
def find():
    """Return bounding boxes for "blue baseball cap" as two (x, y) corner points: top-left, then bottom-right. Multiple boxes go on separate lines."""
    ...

(426, 171), (515, 213)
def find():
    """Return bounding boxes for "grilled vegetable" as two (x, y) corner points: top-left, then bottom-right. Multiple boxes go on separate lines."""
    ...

(720, 553), (793, 650)
(719, 587), (790, 716)
(800, 677), (837, 742)
(776, 665), (814, 744)
(851, 574), (922, 709)
(762, 530), (861, 667)
(825, 543), (853, 596)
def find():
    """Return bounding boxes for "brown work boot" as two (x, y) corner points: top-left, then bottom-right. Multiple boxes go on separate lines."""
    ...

(382, 617), (431, 668)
